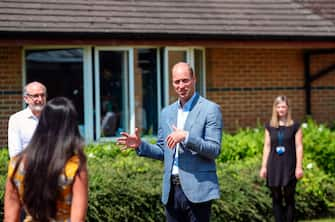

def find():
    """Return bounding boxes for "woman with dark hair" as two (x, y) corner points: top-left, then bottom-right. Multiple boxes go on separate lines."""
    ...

(4, 97), (88, 222)
(260, 95), (303, 222)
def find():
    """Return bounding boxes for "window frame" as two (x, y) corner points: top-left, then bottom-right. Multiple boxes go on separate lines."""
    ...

(94, 47), (133, 140)
(94, 46), (162, 140)
(22, 45), (94, 142)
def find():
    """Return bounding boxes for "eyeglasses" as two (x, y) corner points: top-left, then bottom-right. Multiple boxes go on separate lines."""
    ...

(26, 93), (46, 99)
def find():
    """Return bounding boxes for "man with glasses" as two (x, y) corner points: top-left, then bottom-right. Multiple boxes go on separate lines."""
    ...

(8, 81), (47, 157)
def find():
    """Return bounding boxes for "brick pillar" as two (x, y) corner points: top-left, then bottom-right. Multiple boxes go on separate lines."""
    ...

(0, 47), (23, 148)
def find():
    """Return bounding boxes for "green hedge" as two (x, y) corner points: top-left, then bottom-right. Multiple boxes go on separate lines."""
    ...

(303, 119), (335, 176)
(0, 120), (334, 221)
(86, 151), (335, 221)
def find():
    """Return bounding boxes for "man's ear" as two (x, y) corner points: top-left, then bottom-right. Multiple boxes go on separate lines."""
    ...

(23, 96), (29, 104)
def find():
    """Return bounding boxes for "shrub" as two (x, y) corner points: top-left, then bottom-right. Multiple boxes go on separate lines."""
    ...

(83, 145), (335, 221)
(86, 152), (164, 221)
(302, 119), (335, 176)
(214, 156), (335, 222)
(213, 157), (272, 222)
(296, 158), (335, 219)
(0, 120), (334, 221)
(0, 149), (8, 220)
(218, 128), (264, 162)
(219, 119), (335, 176)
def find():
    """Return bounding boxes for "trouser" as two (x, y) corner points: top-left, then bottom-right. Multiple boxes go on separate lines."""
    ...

(165, 176), (212, 222)
(270, 179), (297, 222)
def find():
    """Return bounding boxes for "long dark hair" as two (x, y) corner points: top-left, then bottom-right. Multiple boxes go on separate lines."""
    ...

(12, 97), (86, 221)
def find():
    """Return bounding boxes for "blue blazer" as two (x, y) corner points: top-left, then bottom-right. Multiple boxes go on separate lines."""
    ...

(137, 94), (223, 204)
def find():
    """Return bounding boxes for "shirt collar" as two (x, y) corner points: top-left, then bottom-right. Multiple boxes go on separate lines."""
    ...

(24, 107), (39, 120)
(178, 92), (197, 112)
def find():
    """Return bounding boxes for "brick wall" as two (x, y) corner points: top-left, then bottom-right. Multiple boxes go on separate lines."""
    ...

(0, 47), (22, 147)
(310, 53), (335, 123)
(0, 46), (333, 146)
(206, 48), (334, 131)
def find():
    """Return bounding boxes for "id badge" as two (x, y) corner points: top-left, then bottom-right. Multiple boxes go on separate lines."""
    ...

(276, 146), (286, 155)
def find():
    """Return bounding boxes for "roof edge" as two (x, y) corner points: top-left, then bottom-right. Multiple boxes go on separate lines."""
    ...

(1, 31), (335, 42)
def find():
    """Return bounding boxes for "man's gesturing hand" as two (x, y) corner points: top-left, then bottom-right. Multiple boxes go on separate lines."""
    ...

(117, 128), (141, 151)
(166, 126), (187, 149)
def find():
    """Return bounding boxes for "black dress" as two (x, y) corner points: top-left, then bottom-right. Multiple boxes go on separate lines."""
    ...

(265, 122), (300, 187)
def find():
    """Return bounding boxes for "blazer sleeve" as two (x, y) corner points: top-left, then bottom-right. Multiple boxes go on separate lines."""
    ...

(185, 103), (223, 160)
(136, 138), (165, 161)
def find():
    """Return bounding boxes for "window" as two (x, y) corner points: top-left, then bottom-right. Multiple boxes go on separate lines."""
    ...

(95, 47), (161, 139)
(25, 47), (93, 141)
(95, 47), (205, 140)
(95, 48), (131, 139)
(25, 48), (85, 131)
(194, 49), (206, 96)
(133, 48), (159, 136)
(98, 50), (129, 137)
(25, 47), (206, 141)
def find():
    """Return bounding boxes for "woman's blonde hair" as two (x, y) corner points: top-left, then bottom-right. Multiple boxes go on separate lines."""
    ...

(270, 95), (294, 128)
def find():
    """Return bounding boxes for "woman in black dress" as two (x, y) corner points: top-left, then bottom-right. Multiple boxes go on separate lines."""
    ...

(260, 95), (304, 222)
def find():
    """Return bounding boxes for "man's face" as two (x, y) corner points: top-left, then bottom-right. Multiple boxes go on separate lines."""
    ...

(24, 83), (46, 114)
(172, 64), (196, 104)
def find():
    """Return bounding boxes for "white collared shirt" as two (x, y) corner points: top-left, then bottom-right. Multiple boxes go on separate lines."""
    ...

(8, 107), (39, 157)
(171, 93), (197, 175)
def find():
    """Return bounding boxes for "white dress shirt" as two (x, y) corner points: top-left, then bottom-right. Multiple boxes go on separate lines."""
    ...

(171, 93), (197, 175)
(8, 107), (39, 157)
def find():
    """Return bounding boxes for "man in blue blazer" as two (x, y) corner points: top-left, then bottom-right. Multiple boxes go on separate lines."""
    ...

(117, 62), (223, 222)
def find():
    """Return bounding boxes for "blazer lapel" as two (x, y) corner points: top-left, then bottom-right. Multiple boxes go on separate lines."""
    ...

(183, 94), (202, 132)
(167, 102), (178, 132)
(166, 103), (178, 154)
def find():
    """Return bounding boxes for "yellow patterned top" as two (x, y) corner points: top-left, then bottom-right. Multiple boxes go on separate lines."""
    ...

(8, 155), (80, 222)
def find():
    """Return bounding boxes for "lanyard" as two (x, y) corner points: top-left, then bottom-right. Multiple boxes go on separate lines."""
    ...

(277, 128), (284, 146)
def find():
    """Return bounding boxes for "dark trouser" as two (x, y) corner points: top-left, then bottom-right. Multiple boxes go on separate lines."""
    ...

(165, 179), (212, 222)
(270, 180), (297, 222)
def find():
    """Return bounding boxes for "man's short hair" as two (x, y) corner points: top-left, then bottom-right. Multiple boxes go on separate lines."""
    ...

(23, 81), (47, 96)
